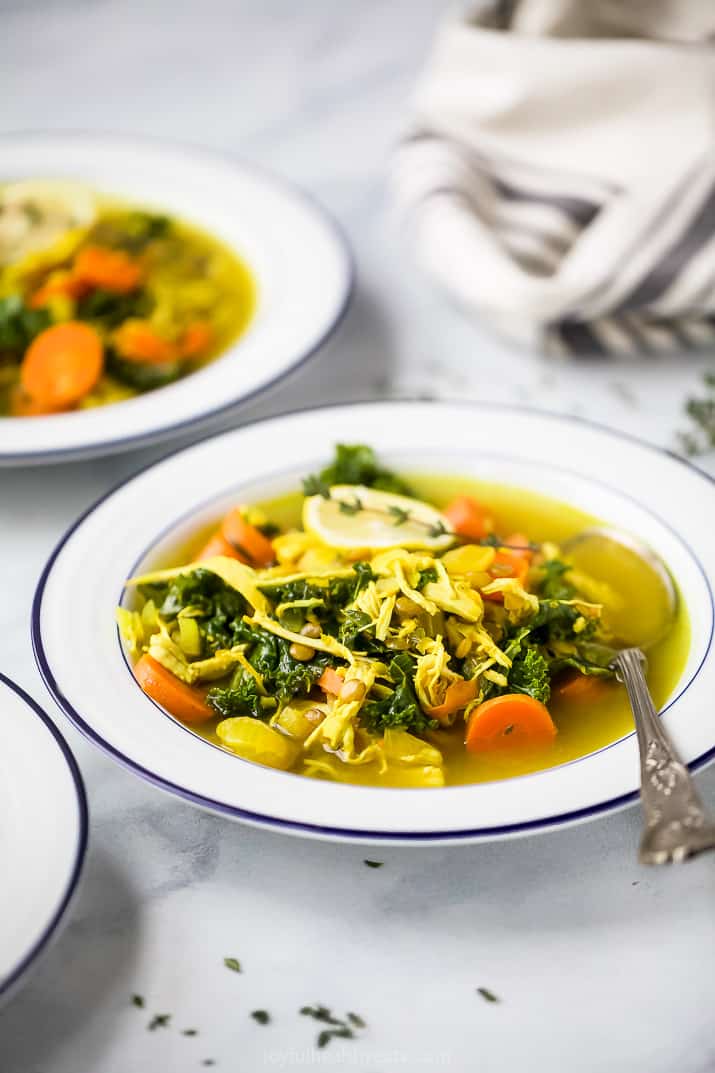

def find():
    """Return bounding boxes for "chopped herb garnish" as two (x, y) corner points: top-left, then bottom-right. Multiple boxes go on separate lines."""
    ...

(477, 987), (500, 1004)
(427, 520), (449, 538)
(301, 1005), (365, 1048)
(318, 1027), (354, 1048)
(131, 994), (145, 1008)
(223, 957), (242, 973)
(338, 495), (363, 516)
(251, 1010), (271, 1025)
(302, 474), (331, 498)
(182, 1028), (199, 1036)
(388, 505), (411, 526)
(363, 859), (383, 868)
(148, 1013), (171, 1030)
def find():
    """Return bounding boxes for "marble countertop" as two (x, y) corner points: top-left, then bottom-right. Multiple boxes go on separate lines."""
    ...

(2, 2), (715, 1071)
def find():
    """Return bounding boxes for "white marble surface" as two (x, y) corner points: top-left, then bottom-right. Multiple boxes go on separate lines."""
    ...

(2, 2), (715, 1071)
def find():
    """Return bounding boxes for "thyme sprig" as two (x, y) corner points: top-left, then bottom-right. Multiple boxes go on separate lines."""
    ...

(302, 480), (450, 538)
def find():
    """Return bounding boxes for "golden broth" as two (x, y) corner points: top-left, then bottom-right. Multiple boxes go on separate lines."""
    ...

(148, 473), (690, 787)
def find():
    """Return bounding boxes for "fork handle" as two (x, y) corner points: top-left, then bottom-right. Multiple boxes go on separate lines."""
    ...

(613, 648), (715, 864)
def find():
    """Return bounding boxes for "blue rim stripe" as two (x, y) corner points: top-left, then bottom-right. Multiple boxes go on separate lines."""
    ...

(0, 131), (354, 464)
(31, 400), (715, 842)
(0, 672), (88, 998)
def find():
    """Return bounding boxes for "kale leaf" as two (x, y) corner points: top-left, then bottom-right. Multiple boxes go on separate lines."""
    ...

(360, 654), (437, 734)
(508, 646), (551, 704)
(139, 569), (247, 651)
(549, 641), (617, 679)
(77, 287), (153, 328)
(303, 444), (414, 497)
(207, 667), (265, 719)
(417, 566), (438, 589)
(537, 559), (575, 601)
(0, 295), (50, 356)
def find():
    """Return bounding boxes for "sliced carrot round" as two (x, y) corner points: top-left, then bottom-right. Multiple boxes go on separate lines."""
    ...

(443, 495), (493, 540)
(179, 320), (213, 359)
(9, 384), (68, 417)
(221, 509), (275, 567)
(113, 320), (178, 365)
(555, 673), (608, 703)
(134, 654), (214, 724)
(465, 693), (556, 752)
(74, 244), (142, 294)
(20, 321), (103, 410)
(195, 530), (250, 563)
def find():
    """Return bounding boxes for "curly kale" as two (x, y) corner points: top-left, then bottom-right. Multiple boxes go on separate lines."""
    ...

(360, 654), (438, 734)
(139, 569), (246, 651)
(0, 295), (50, 357)
(207, 666), (265, 719)
(537, 559), (576, 601)
(303, 444), (414, 497)
(549, 641), (617, 679)
(77, 286), (153, 329)
(262, 562), (376, 636)
(508, 647), (551, 704)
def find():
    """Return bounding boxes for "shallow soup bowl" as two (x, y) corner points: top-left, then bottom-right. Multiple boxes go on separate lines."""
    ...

(33, 401), (715, 844)
(0, 132), (351, 464)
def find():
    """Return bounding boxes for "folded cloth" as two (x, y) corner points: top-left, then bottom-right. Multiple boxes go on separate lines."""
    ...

(392, 1), (715, 357)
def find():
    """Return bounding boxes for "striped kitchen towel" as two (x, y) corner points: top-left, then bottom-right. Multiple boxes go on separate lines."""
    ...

(392, 1), (715, 357)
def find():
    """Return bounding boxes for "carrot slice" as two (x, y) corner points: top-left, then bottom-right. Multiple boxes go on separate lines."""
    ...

(443, 495), (494, 540)
(318, 667), (344, 696)
(113, 320), (178, 365)
(73, 245), (142, 294)
(134, 654), (214, 724)
(179, 320), (213, 359)
(482, 538), (532, 602)
(465, 693), (556, 752)
(221, 509), (275, 567)
(9, 384), (68, 417)
(555, 673), (608, 703)
(29, 271), (88, 308)
(196, 531), (250, 563)
(20, 321), (103, 411)
(426, 679), (478, 723)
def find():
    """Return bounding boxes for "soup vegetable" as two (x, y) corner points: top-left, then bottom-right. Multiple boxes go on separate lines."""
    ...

(0, 180), (255, 416)
(117, 445), (687, 788)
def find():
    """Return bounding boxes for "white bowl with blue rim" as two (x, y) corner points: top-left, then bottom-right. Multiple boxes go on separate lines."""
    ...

(0, 132), (352, 465)
(33, 401), (715, 843)
(0, 673), (87, 1000)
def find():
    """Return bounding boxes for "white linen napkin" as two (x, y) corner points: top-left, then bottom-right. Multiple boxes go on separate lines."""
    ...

(392, 1), (715, 357)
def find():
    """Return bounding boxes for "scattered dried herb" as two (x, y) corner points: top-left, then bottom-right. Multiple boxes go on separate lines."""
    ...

(363, 859), (383, 868)
(148, 1013), (172, 1030)
(251, 1010), (271, 1025)
(223, 957), (242, 973)
(477, 987), (500, 1004)
(679, 372), (715, 455)
(131, 994), (145, 1008)
(202, 1061), (216, 1067)
(300, 1005), (365, 1049)
(182, 1028), (199, 1036)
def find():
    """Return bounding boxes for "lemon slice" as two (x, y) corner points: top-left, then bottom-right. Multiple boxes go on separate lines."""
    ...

(303, 484), (454, 551)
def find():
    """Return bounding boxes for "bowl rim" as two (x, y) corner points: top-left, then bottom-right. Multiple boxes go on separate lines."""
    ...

(0, 671), (88, 998)
(31, 398), (715, 842)
(0, 129), (354, 464)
